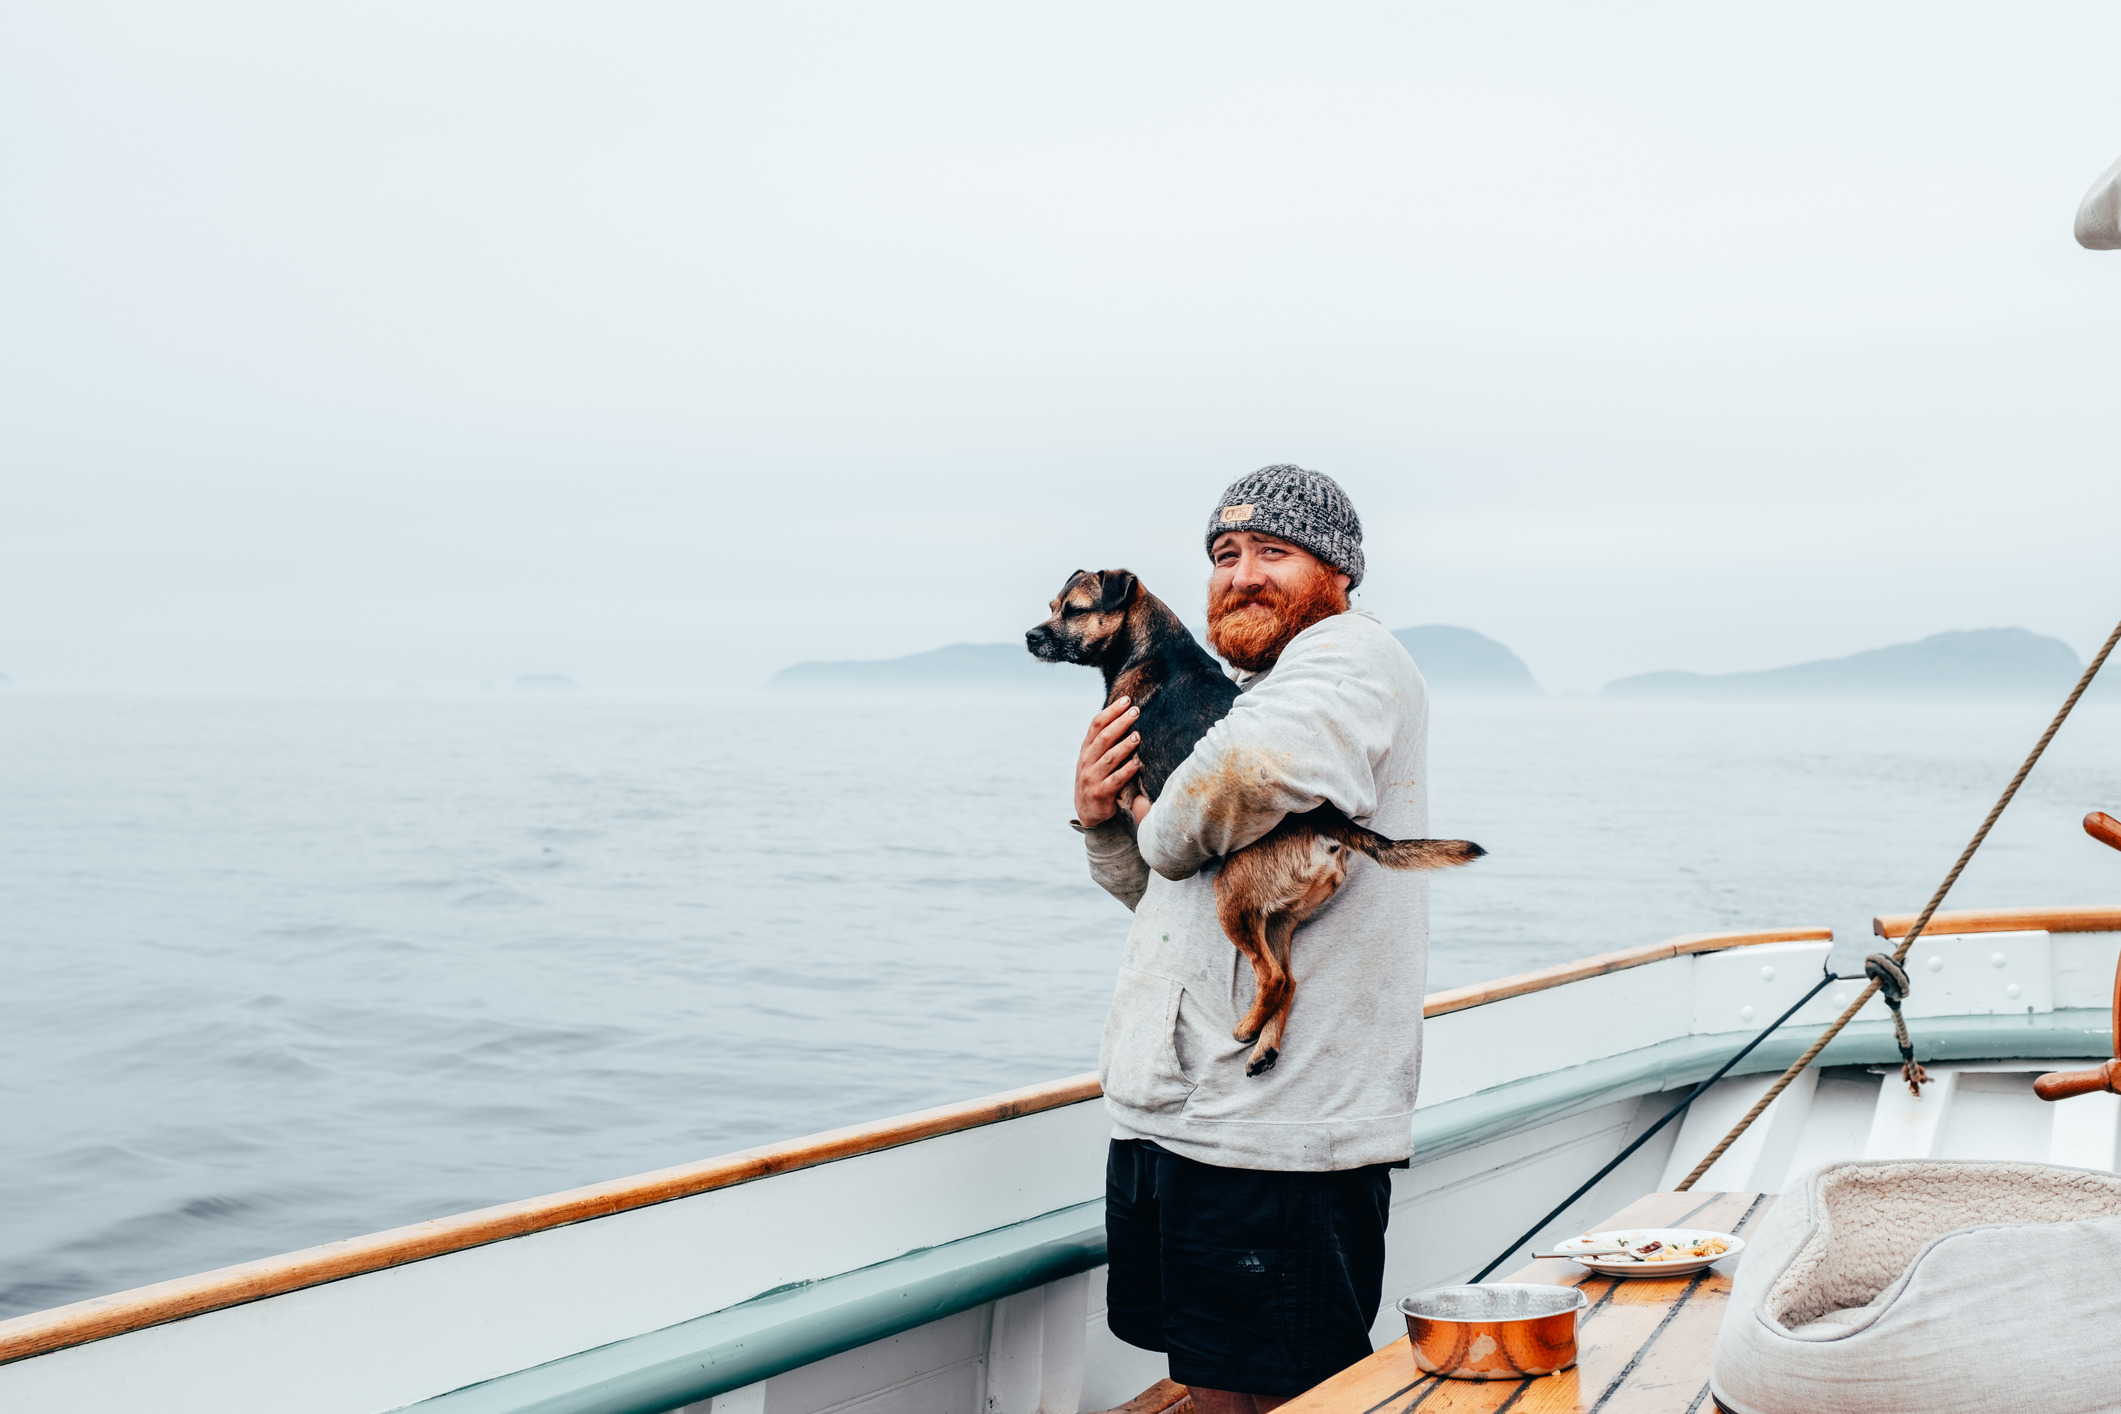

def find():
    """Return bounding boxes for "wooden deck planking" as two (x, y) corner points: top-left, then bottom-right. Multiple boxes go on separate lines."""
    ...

(1278, 1192), (1774, 1414)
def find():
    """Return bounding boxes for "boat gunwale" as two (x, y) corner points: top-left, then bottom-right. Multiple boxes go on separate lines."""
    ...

(415, 1007), (2119, 1414)
(1417, 926), (1831, 1016)
(0, 1075), (1101, 1366)
(1871, 903), (2121, 939)
(18, 917), (2089, 1369)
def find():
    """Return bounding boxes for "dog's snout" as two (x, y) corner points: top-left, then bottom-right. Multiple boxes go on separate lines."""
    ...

(1026, 625), (1059, 661)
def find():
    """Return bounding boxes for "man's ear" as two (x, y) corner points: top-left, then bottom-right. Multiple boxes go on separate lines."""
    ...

(1098, 570), (1139, 614)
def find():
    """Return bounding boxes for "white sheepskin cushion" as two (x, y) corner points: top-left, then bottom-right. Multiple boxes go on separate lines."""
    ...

(1711, 1159), (2121, 1414)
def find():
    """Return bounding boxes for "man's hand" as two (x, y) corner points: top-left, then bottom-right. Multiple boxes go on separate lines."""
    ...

(1074, 696), (1144, 828)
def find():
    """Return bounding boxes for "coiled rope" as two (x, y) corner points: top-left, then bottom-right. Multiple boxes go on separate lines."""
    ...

(1674, 613), (2121, 1190)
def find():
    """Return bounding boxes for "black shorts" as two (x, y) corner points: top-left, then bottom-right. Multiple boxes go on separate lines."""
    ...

(1103, 1138), (1396, 1398)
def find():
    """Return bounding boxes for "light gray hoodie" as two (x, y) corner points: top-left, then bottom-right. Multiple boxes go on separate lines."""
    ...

(1084, 609), (1430, 1171)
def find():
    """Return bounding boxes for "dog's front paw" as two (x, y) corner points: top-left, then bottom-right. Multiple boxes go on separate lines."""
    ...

(1245, 1048), (1279, 1078)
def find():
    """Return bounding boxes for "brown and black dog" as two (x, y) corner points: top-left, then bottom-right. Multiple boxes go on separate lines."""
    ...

(1027, 568), (1484, 1076)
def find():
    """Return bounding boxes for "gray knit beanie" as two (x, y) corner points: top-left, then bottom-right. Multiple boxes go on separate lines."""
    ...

(1204, 464), (1365, 589)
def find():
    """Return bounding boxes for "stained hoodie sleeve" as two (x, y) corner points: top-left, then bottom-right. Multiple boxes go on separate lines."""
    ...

(1134, 621), (1397, 881)
(1080, 815), (1150, 910)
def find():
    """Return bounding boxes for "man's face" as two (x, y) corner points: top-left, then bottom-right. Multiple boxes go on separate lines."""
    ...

(1206, 531), (1352, 672)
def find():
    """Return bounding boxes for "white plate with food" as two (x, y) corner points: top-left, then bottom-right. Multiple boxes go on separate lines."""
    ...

(1548, 1228), (1744, 1277)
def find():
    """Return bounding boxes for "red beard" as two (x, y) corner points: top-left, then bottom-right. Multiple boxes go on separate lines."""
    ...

(1207, 563), (1350, 672)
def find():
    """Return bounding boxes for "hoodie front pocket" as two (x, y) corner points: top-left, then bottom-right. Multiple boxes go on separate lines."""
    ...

(1100, 967), (1196, 1114)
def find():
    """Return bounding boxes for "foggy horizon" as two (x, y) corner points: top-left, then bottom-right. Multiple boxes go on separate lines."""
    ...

(7, 2), (2121, 696)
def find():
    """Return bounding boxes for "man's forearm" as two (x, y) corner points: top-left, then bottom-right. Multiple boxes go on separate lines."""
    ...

(1136, 745), (1317, 879)
(1136, 631), (1392, 879)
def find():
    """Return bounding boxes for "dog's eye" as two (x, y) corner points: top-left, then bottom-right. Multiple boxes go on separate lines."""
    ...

(1060, 605), (1084, 618)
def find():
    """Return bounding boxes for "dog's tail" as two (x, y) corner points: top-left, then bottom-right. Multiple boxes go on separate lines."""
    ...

(1340, 827), (1485, 870)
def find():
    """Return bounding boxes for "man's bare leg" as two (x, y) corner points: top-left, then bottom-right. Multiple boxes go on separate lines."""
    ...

(1187, 1388), (1289, 1414)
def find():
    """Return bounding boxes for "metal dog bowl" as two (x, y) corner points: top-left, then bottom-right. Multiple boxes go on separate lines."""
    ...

(1398, 1283), (1588, 1380)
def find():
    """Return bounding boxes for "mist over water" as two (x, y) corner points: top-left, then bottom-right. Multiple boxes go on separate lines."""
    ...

(4, 691), (2119, 1317)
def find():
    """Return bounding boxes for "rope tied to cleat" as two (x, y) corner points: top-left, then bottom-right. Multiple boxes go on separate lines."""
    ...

(1863, 952), (1927, 1097)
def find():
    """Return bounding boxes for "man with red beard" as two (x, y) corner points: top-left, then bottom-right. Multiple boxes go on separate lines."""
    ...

(1070, 465), (1429, 1414)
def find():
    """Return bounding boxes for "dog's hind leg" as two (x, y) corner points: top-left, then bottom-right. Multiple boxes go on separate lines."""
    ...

(1224, 908), (1283, 1046)
(1216, 876), (1285, 1046)
(1246, 912), (1299, 1077)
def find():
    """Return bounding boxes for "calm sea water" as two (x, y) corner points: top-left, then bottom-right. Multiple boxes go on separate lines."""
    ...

(4, 690), (2120, 1317)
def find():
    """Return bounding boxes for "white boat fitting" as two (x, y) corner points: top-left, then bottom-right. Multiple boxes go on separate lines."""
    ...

(1, 904), (2114, 1414)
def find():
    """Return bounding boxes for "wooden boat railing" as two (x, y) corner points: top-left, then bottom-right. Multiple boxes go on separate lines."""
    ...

(1419, 928), (1830, 1017)
(0, 1077), (1101, 1366)
(6, 913), (2113, 1370)
(1872, 903), (2121, 939)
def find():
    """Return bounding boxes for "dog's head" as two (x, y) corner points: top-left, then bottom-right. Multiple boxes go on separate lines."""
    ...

(1025, 568), (1139, 666)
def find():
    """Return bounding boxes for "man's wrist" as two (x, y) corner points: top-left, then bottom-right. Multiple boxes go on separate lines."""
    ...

(1072, 799), (1123, 832)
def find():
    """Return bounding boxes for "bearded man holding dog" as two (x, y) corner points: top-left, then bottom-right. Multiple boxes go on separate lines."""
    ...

(1072, 466), (1430, 1413)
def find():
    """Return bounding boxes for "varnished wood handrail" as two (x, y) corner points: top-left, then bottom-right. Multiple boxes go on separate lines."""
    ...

(0, 1073), (1102, 1367)
(0, 926), (1836, 1365)
(1421, 927), (1834, 1018)
(1871, 904), (2121, 939)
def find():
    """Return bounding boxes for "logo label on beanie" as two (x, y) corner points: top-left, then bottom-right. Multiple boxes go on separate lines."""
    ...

(1220, 504), (1255, 524)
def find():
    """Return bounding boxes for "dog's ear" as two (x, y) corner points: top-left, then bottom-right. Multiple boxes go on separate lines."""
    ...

(1097, 570), (1138, 614)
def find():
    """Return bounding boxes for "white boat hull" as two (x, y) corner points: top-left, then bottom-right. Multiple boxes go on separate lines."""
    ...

(4, 919), (2113, 1414)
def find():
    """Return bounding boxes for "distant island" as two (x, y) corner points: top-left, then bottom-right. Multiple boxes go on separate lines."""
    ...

(1600, 628), (2085, 701)
(513, 674), (580, 692)
(768, 624), (2107, 702)
(767, 624), (1543, 698)
(1392, 626), (1543, 699)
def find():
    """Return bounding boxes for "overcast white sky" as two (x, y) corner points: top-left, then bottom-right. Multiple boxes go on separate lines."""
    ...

(5, 2), (2120, 693)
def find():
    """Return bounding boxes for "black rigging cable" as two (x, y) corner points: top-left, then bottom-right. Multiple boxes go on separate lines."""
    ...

(1467, 966), (1839, 1283)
